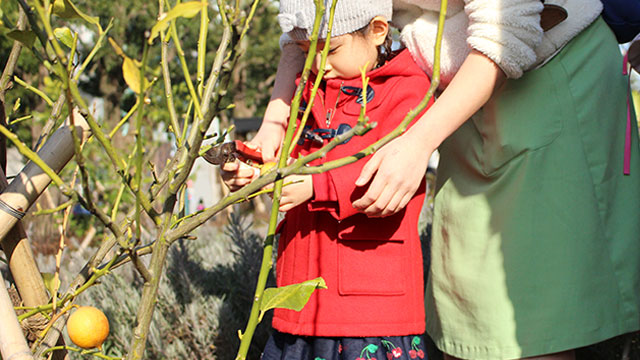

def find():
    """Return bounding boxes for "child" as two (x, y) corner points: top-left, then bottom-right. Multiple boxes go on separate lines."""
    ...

(223, 0), (434, 358)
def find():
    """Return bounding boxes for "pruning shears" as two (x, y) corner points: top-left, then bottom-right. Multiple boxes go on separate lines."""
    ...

(202, 140), (265, 167)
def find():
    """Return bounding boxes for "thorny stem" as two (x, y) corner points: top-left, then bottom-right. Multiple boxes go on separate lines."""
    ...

(0, 9), (26, 101)
(18, 248), (123, 322)
(33, 199), (73, 215)
(73, 19), (115, 82)
(168, 20), (204, 121)
(159, 3), (182, 144)
(51, 196), (75, 314)
(289, 0), (337, 153)
(197, 0), (209, 97)
(235, 0), (334, 358)
(67, 80), (160, 222)
(0, 123), (72, 195)
(110, 99), (140, 138)
(42, 346), (122, 360)
(13, 75), (54, 106)
(15, 0), (54, 63)
(134, 40), (151, 245)
(1, 7), (26, 173)
(34, 93), (66, 151)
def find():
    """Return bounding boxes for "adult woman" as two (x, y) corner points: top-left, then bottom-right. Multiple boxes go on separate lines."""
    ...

(226, 1), (640, 359)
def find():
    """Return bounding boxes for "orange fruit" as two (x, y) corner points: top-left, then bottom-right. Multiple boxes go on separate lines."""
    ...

(67, 306), (110, 349)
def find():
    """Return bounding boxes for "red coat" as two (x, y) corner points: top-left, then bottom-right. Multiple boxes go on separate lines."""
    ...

(273, 49), (433, 337)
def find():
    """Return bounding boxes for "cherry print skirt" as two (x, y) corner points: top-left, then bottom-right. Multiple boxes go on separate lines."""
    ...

(261, 330), (428, 360)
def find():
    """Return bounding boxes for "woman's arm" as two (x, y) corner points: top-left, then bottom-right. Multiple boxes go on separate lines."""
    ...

(352, 50), (506, 217)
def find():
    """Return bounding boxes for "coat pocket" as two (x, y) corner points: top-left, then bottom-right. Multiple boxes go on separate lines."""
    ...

(337, 238), (408, 296)
(337, 213), (409, 295)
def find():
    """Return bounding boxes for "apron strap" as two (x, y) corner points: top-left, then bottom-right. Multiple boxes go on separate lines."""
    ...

(623, 52), (632, 175)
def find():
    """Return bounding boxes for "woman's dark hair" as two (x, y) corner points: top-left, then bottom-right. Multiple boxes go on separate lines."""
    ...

(356, 21), (398, 67)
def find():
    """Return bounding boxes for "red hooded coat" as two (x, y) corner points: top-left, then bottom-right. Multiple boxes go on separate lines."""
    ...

(273, 49), (433, 337)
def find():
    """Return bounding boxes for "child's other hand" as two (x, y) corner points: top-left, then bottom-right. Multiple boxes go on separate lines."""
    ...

(279, 174), (313, 212)
(219, 160), (259, 192)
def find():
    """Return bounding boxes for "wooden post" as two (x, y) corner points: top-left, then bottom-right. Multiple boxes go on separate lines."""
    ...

(0, 270), (35, 360)
(0, 168), (49, 308)
(0, 110), (89, 243)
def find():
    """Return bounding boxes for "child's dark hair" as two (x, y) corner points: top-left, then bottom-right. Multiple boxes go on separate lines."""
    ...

(356, 21), (398, 67)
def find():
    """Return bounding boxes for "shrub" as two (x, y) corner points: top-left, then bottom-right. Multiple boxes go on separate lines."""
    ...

(31, 212), (273, 359)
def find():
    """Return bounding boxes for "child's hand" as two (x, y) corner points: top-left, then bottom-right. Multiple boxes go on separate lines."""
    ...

(279, 174), (313, 212)
(219, 160), (259, 192)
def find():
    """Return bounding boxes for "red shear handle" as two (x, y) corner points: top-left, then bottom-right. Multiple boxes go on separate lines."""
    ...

(233, 140), (264, 165)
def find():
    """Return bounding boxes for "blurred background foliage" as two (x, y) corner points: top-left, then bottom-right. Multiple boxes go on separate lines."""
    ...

(0, 0), (282, 252)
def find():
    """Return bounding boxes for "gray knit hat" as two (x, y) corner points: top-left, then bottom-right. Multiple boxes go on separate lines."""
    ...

(278, 0), (392, 41)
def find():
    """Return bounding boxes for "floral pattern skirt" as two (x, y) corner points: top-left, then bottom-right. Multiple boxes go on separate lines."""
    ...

(261, 330), (428, 360)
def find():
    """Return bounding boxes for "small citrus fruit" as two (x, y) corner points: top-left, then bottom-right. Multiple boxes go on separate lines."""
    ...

(260, 161), (277, 175)
(67, 306), (109, 349)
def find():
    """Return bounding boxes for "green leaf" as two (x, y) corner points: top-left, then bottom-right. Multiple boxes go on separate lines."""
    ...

(54, 27), (74, 48)
(148, 1), (204, 44)
(259, 277), (327, 315)
(7, 29), (35, 48)
(52, 0), (100, 29)
(42, 272), (60, 296)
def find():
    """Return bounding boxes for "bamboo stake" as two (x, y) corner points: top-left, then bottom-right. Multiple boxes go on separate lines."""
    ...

(0, 205), (68, 360)
(0, 109), (90, 243)
(0, 168), (49, 309)
(0, 270), (35, 360)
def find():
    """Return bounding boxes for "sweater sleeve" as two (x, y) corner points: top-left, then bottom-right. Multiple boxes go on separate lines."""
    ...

(464, 0), (544, 78)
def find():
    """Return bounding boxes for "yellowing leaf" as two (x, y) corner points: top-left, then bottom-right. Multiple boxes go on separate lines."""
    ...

(7, 29), (35, 48)
(123, 57), (148, 94)
(108, 37), (125, 58)
(42, 272), (61, 296)
(52, 0), (100, 29)
(259, 277), (327, 320)
(109, 38), (148, 93)
(54, 27), (74, 48)
(148, 1), (204, 44)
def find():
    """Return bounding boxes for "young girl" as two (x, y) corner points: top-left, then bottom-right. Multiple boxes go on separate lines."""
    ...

(222, 0), (434, 359)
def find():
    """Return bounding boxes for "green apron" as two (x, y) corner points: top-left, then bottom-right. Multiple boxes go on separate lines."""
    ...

(427, 18), (640, 359)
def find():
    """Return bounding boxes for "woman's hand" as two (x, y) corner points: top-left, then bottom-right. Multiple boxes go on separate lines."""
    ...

(352, 50), (506, 217)
(352, 131), (432, 217)
(278, 174), (313, 212)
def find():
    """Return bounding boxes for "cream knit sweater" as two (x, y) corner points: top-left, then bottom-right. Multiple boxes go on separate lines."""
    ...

(394, 0), (603, 85)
